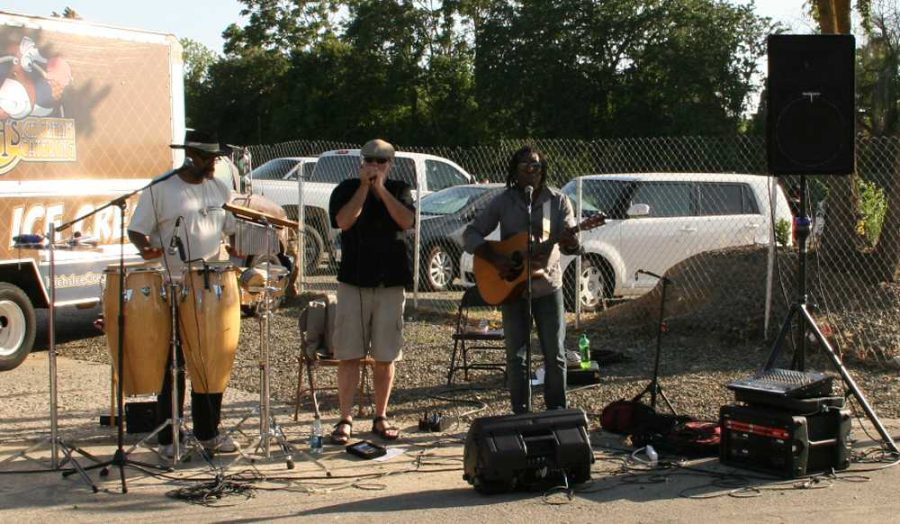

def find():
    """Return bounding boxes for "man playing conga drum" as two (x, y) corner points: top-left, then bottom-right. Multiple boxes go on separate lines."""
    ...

(127, 129), (240, 458)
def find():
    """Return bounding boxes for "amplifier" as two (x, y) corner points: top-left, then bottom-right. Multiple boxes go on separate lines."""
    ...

(463, 408), (594, 494)
(719, 404), (851, 478)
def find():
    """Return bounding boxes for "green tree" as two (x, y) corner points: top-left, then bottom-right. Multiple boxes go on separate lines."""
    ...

(471, 0), (769, 139)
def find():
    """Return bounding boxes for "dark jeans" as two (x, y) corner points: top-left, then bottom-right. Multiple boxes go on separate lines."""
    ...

(156, 344), (222, 445)
(500, 289), (567, 414)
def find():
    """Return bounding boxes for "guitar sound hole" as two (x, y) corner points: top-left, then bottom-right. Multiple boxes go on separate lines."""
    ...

(506, 252), (524, 281)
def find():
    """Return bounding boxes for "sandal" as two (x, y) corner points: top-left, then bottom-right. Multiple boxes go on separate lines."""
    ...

(371, 416), (400, 441)
(331, 419), (352, 445)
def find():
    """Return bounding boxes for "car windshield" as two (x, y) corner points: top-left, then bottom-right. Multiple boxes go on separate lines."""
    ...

(251, 159), (298, 180)
(419, 186), (492, 216)
(562, 179), (632, 217)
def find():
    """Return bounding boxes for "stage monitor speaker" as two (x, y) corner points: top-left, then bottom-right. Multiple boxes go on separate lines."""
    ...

(767, 34), (855, 176)
(463, 408), (594, 494)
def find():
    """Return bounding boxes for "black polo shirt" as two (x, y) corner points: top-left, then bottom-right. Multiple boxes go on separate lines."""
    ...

(329, 178), (415, 288)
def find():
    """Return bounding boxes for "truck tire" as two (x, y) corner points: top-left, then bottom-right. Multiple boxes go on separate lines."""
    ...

(0, 283), (36, 371)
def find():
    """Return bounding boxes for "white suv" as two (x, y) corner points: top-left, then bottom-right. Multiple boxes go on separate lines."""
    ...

(460, 173), (793, 310)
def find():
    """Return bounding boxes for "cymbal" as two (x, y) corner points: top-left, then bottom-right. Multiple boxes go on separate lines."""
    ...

(224, 202), (298, 229)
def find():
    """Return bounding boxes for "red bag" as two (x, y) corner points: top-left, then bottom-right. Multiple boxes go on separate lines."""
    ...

(600, 400), (657, 435)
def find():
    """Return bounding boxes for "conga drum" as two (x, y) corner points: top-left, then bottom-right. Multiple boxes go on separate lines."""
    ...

(102, 265), (170, 396)
(178, 263), (241, 393)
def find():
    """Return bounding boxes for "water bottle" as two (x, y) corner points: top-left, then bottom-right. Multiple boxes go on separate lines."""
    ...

(309, 417), (323, 454)
(578, 333), (591, 370)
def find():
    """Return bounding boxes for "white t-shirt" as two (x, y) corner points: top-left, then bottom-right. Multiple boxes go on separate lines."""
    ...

(129, 174), (236, 277)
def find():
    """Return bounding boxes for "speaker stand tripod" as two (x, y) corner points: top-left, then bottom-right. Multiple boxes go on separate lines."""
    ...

(0, 226), (99, 492)
(631, 270), (678, 415)
(764, 174), (897, 454)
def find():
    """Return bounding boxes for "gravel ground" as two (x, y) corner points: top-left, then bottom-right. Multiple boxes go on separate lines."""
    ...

(50, 249), (900, 431)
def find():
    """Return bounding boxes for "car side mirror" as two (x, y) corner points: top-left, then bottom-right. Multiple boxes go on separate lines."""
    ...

(627, 203), (650, 217)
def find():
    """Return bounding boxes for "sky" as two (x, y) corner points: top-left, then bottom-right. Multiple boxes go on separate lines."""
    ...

(4, 1), (814, 54)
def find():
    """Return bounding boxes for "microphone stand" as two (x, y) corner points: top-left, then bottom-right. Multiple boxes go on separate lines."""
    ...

(524, 186), (534, 413)
(57, 167), (188, 492)
(0, 225), (99, 493)
(631, 269), (677, 414)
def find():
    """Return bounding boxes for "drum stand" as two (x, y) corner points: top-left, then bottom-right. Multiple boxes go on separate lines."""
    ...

(0, 226), (100, 492)
(226, 218), (295, 469)
(123, 281), (215, 469)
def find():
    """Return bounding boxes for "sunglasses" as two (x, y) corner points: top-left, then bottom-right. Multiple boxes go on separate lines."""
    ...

(518, 161), (542, 170)
(363, 157), (390, 164)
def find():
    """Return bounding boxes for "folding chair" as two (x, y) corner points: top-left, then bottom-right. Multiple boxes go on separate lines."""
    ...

(447, 286), (506, 385)
(293, 295), (374, 420)
(293, 352), (374, 420)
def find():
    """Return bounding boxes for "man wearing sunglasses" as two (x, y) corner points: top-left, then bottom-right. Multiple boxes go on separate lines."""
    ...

(463, 145), (579, 414)
(327, 139), (415, 444)
(128, 129), (241, 458)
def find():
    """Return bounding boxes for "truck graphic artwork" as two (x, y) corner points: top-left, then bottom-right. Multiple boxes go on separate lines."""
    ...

(0, 11), (186, 371)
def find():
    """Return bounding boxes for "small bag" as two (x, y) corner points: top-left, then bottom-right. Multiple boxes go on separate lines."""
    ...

(600, 399), (657, 435)
(298, 293), (337, 359)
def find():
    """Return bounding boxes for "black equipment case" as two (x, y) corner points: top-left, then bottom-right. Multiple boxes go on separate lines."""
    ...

(463, 408), (594, 494)
(720, 403), (851, 478)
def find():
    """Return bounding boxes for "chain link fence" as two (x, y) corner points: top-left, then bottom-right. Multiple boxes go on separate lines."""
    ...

(244, 136), (899, 365)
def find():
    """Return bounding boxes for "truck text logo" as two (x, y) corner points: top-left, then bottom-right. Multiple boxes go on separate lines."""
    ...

(0, 117), (77, 174)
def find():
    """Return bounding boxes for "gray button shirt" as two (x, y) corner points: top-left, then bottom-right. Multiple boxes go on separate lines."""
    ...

(463, 186), (577, 298)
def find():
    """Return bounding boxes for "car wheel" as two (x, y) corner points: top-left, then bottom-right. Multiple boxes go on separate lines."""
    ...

(564, 256), (612, 312)
(423, 245), (455, 292)
(0, 283), (36, 371)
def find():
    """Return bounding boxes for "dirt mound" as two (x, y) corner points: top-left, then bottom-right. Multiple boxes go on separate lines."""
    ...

(587, 246), (900, 364)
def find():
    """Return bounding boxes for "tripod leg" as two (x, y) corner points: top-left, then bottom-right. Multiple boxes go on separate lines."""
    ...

(656, 386), (678, 416)
(764, 303), (801, 370)
(58, 442), (98, 493)
(799, 306), (899, 454)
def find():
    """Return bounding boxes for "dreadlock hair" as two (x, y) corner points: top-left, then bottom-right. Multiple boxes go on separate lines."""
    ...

(505, 145), (548, 189)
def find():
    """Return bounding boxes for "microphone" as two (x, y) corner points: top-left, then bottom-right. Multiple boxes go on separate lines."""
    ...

(524, 185), (534, 204)
(168, 216), (187, 262)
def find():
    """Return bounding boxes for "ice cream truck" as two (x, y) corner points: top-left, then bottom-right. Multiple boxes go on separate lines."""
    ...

(0, 11), (186, 370)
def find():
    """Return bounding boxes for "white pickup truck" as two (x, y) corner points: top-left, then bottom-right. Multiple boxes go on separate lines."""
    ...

(298, 149), (475, 265)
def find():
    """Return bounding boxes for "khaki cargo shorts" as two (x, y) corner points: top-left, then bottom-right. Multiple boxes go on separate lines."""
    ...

(332, 283), (405, 362)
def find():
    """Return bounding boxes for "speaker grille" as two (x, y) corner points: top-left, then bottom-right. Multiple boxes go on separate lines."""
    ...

(767, 34), (855, 176)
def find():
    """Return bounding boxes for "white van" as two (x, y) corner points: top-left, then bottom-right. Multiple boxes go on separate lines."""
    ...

(460, 173), (793, 310)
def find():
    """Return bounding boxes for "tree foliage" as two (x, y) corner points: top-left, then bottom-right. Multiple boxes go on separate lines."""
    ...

(183, 0), (773, 145)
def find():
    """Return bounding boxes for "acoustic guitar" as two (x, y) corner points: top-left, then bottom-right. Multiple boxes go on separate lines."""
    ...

(474, 213), (607, 305)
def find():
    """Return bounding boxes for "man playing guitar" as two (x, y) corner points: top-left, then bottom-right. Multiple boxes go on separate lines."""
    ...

(463, 145), (580, 414)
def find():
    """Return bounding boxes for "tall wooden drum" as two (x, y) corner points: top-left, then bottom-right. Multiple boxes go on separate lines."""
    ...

(178, 263), (241, 393)
(102, 265), (170, 396)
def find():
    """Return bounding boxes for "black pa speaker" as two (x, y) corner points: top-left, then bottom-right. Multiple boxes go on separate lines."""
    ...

(462, 408), (594, 494)
(767, 34), (855, 176)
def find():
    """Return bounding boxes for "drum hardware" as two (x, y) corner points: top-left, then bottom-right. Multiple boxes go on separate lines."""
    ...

(58, 171), (184, 492)
(225, 214), (295, 470)
(122, 278), (215, 470)
(0, 225), (100, 493)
